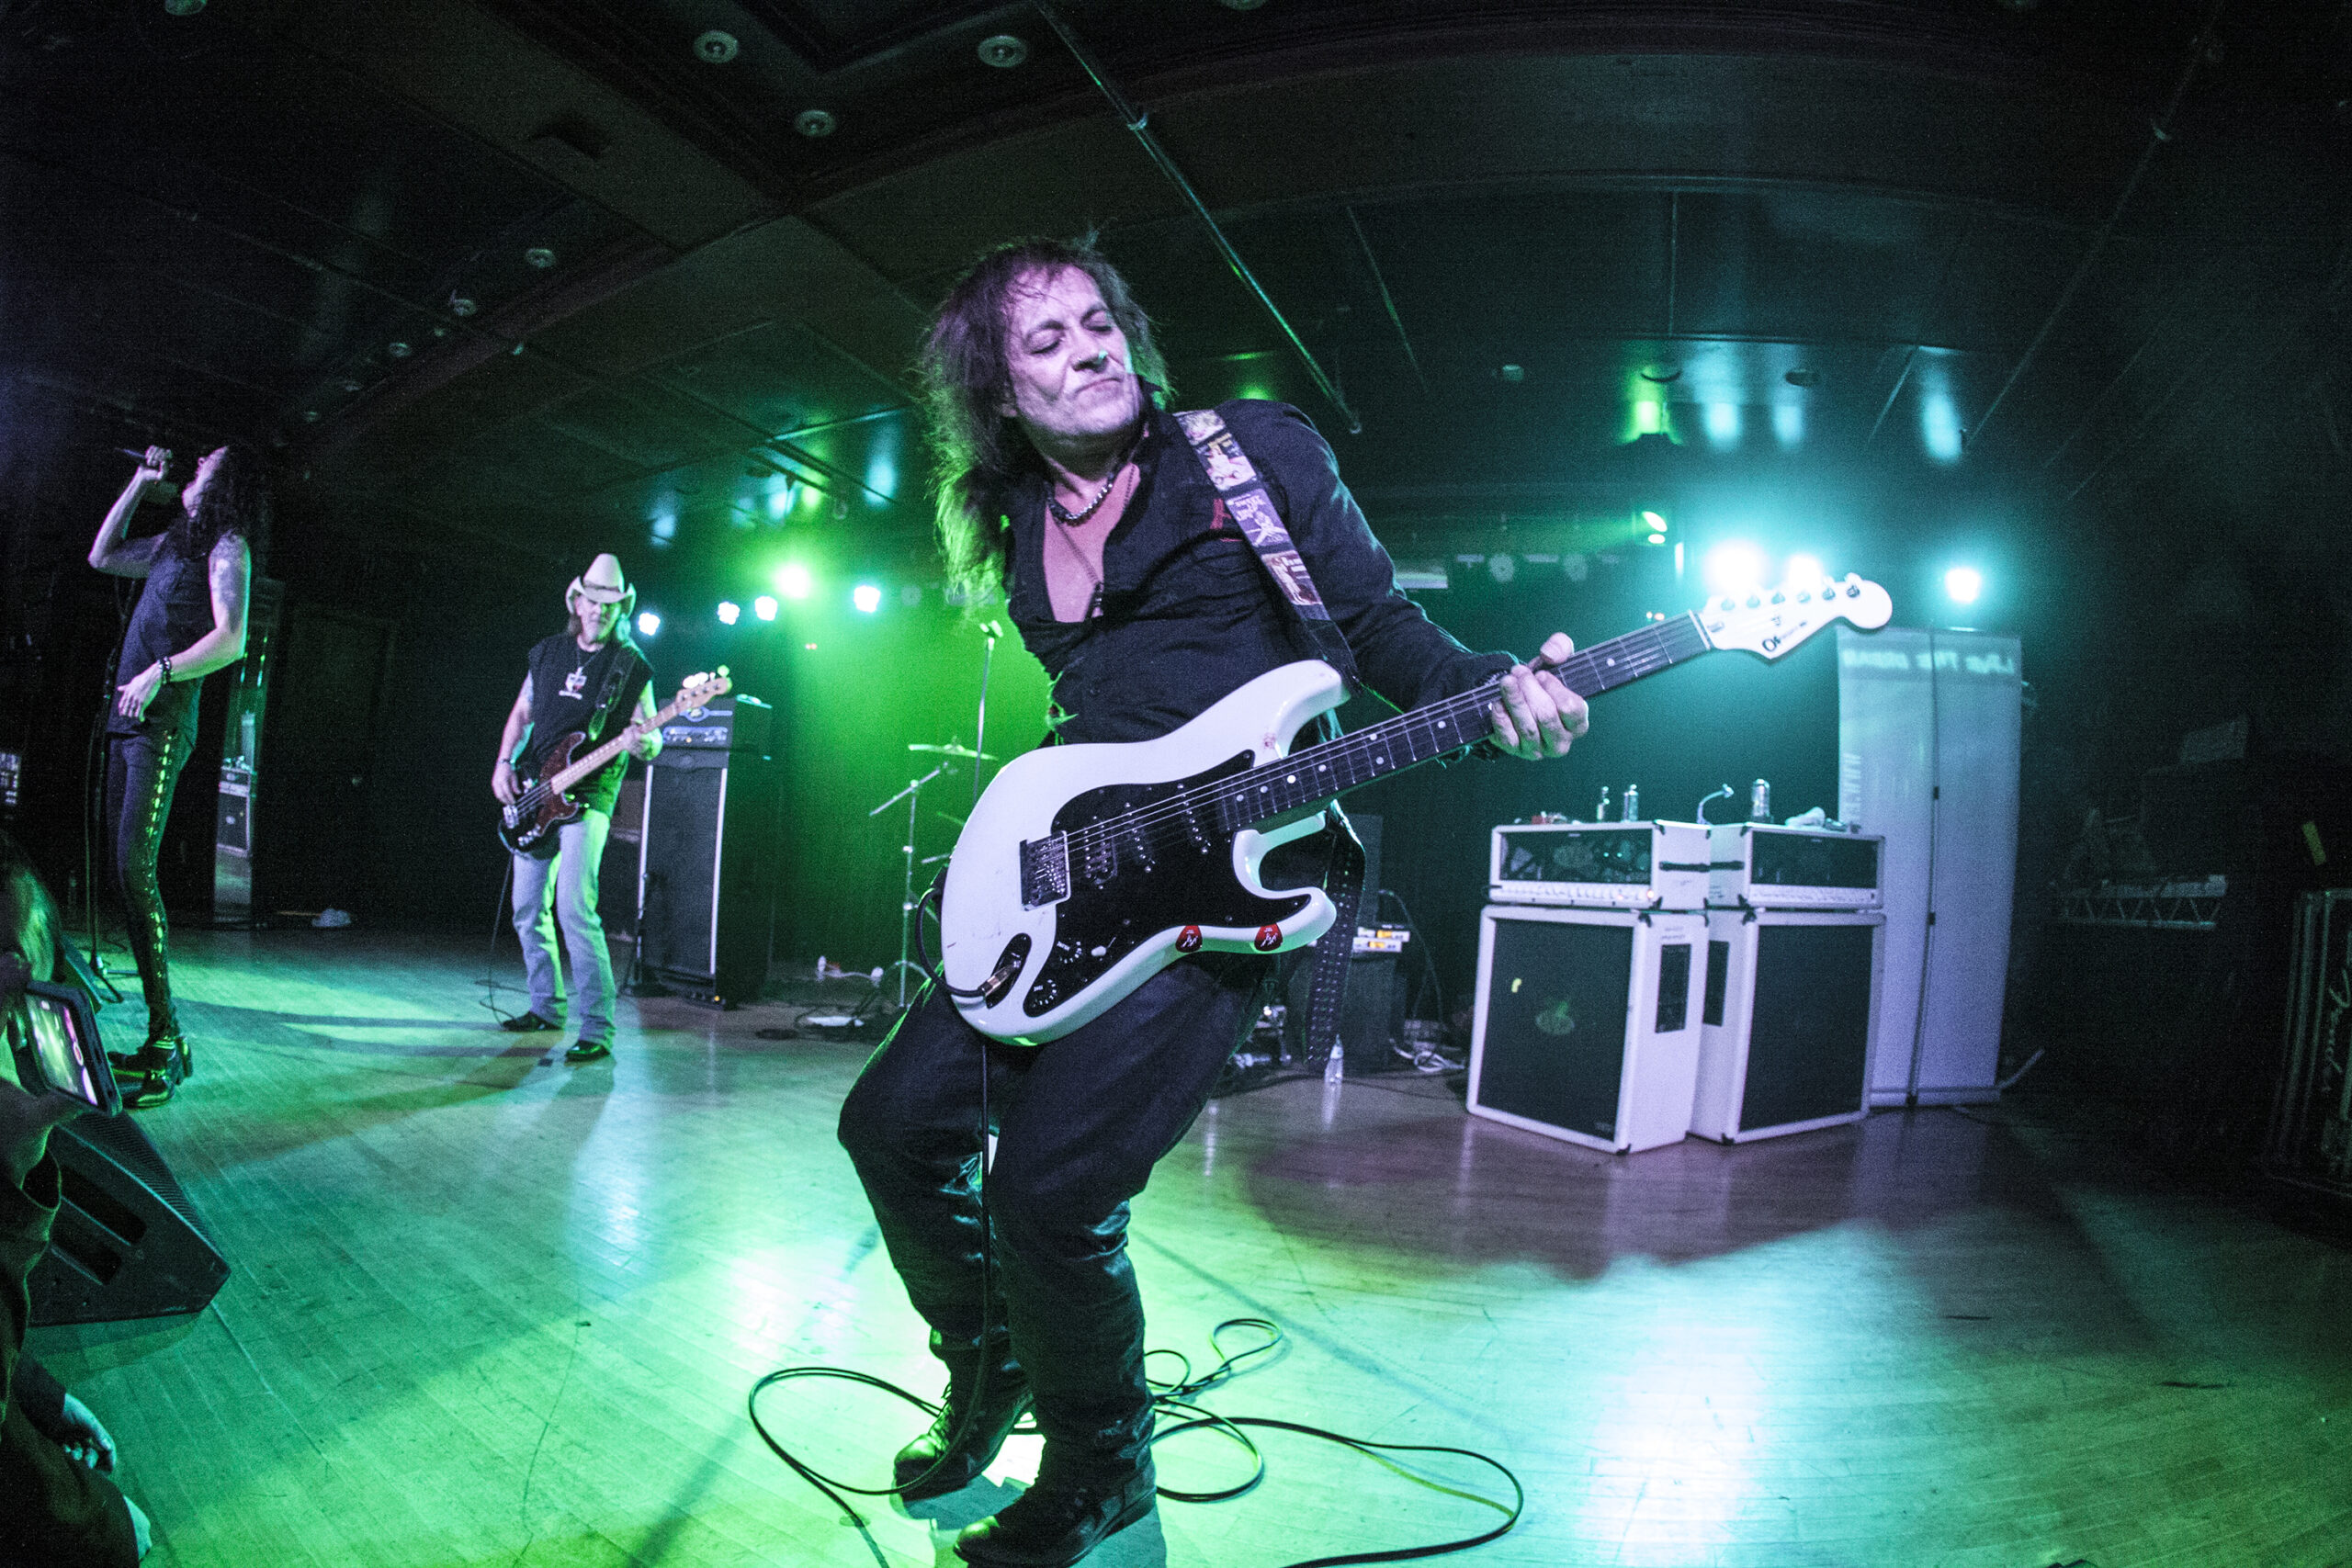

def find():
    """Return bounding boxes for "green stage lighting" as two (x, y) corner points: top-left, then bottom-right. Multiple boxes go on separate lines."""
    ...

(637, 610), (662, 637)
(1945, 566), (1983, 604)
(753, 595), (777, 621)
(853, 584), (882, 614)
(776, 562), (812, 600)
(717, 601), (741, 626)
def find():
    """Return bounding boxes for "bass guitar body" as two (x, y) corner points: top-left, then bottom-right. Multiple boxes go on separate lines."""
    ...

(938, 660), (1352, 1045)
(498, 732), (587, 858)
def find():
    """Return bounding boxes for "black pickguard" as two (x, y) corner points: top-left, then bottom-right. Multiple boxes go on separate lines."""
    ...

(1020, 750), (1317, 1019)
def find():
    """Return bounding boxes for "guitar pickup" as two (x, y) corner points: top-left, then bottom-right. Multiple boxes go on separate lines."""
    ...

(1020, 834), (1070, 909)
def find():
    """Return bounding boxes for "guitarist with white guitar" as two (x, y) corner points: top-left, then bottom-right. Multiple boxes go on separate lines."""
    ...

(490, 554), (662, 1064)
(836, 239), (1588, 1568)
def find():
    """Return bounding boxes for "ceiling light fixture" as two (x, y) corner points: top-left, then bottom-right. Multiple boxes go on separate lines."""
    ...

(796, 109), (837, 138)
(524, 247), (556, 269)
(978, 34), (1028, 67)
(1783, 368), (1821, 389)
(694, 29), (739, 62)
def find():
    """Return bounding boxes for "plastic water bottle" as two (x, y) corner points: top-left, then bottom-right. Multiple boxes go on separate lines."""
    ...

(1593, 784), (1612, 821)
(1622, 784), (1640, 821)
(1750, 779), (1771, 822)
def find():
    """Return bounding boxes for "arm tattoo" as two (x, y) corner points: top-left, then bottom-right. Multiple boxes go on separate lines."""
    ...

(209, 536), (251, 624)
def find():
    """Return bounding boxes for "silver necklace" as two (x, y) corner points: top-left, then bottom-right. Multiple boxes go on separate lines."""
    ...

(1046, 430), (1143, 525)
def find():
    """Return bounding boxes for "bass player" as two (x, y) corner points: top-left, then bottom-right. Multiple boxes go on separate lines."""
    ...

(491, 553), (661, 1063)
(834, 237), (1589, 1568)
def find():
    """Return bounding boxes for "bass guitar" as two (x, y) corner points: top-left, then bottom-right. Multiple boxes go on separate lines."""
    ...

(939, 576), (1891, 1043)
(499, 669), (730, 857)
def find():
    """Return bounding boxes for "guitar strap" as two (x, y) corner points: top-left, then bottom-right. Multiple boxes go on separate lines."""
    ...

(1176, 408), (1365, 1068)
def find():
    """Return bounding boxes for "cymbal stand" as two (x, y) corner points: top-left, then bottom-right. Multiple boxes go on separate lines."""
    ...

(869, 759), (956, 1010)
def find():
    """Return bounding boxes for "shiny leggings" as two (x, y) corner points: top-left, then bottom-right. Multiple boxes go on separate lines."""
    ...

(836, 954), (1265, 1469)
(105, 730), (188, 1042)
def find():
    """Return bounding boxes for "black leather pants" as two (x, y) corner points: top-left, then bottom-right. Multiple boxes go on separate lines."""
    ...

(838, 954), (1265, 1471)
(105, 730), (188, 1042)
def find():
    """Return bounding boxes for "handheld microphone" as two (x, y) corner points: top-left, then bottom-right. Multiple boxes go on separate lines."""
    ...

(117, 446), (174, 472)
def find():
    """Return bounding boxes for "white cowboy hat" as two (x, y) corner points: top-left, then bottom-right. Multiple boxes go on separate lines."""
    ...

(566, 553), (637, 617)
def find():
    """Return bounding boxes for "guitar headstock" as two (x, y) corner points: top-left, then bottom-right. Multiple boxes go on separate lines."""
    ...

(674, 666), (731, 713)
(1699, 573), (1892, 660)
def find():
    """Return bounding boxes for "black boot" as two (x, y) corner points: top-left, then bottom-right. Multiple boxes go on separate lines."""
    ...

(108, 1032), (190, 1110)
(954, 1445), (1156, 1568)
(897, 1329), (1033, 1500)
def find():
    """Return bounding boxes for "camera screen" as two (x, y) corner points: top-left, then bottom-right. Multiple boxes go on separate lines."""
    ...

(21, 992), (100, 1107)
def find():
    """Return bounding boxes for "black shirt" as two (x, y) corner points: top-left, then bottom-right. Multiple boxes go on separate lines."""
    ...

(999, 399), (1510, 745)
(107, 541), (215, 741)
(520, 632), (652, 816)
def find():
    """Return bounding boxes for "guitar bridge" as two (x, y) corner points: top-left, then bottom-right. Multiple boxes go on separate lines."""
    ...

(1019, 834), (1070, 909)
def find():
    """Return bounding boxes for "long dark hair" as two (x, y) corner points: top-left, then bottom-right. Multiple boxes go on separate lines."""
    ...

(918, 235), (1170, 600)
(165, 444), (272, 570)
(0, 830), (59, 987)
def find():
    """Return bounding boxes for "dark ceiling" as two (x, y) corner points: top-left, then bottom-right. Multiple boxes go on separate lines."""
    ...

(4, 0), (2347, 592)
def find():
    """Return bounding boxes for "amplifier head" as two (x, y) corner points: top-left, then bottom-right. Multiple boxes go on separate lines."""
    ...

(1707, 822), (1883, 909)
(1488, 820), (1711, 910)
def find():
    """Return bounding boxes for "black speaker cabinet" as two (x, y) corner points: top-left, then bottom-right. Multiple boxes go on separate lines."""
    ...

(1468, 905), (1707, 1154)
(598, 772), (646, 941)
(637, 696), (779, 1005)
(1691, 908), (1883, 1143)
(28, 1113), (231, 1325)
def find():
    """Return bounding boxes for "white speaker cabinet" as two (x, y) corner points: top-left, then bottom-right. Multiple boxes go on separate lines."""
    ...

(1468, 905), (1708, 1154)
(1692, 908), (1884, 1143)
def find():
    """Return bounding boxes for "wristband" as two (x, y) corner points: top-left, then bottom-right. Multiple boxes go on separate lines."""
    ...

(157, 655), (173, 684)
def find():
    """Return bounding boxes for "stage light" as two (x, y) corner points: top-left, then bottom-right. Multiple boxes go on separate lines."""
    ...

(1945, 566), (1983, 604)
(716, 601), (741, 626)
(752, 595), (777, 621)
(1785, 554), (1826, 591)
(1704, 402), (1740, 448)
(1673, 541), (1685, 578)
(853, 583), (882, 614)
(1703, 541), (1768, 595)
(1922, 391), (1963, 463)
(775, 562), (811, 599)
(1772, 404), (1804, 448)
(637, 610), (662, 637)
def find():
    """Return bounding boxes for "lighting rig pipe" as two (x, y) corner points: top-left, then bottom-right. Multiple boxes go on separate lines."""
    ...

(1964, 0), (2229, 455)
(1034, 2), (1363, 435)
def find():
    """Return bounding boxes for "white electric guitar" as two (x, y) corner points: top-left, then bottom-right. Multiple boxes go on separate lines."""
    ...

(939, 574), (1893, 1043)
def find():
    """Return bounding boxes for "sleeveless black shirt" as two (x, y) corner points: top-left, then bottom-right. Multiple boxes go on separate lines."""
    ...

(108, 542), (217, 741)
(521, 632), (652, 816)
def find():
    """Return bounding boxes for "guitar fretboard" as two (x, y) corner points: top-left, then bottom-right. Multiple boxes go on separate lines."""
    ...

(1049, 614), (1711, 877)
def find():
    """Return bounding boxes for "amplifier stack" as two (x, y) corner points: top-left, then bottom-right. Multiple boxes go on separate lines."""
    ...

(1471, 822), (1710, 1154)
(1694, 824), (1884, 1144)
(1468, 817), (1886, 1154)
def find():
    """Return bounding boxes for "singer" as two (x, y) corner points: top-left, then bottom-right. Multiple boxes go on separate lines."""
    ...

(85, 445), (269, 1107)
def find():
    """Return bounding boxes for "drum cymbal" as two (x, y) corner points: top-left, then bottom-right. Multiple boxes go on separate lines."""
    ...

(909, 742), (997, 761)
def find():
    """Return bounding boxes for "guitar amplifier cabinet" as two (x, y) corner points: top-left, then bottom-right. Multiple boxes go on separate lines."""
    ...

(1467, 905), (1707, 1154)
(1691, 908), (1883, 1143)
(1708, 823), (1883, 910)
(1488, 821), (1711, 910)
(637, 696), (779, 1005)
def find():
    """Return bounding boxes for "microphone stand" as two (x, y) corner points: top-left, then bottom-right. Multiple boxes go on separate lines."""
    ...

(970, 621), (1001, 809)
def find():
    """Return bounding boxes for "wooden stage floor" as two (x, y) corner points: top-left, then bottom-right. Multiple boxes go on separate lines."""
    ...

(28, 928), (2352, 1568)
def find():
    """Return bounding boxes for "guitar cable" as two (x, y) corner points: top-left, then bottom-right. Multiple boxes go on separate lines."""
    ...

(747, 875), (1524, 1565)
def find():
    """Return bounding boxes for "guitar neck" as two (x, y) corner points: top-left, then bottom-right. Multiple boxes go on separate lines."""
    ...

(543, 690), (695, 793)
(1230, 613), (1713, 823)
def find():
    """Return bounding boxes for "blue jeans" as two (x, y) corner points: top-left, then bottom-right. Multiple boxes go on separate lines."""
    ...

(510, 810), (616, 1043)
